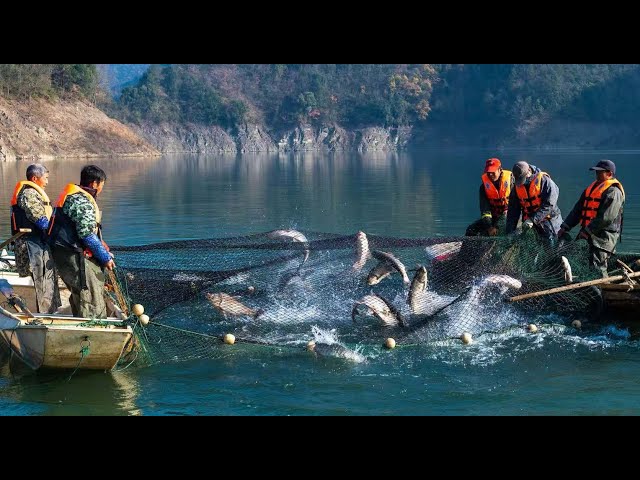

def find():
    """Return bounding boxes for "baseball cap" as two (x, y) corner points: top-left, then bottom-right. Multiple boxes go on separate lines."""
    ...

(484, 158), (501, 173)
(589, 159), (616, 176)
(512, 161), (531, 186)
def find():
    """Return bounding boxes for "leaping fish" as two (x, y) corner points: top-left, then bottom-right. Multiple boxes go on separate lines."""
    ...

(352, 231), (371, 272)
(352, 294), (404, 327)
(307, 341), (366, 363)
(267, 229), (310, 264)
(479, 274), (522, 290)
(371, 250), (410, 284)
(407, 265), (428, 313)
(367, 261), (395, 286)
(205, 292), (263, 319)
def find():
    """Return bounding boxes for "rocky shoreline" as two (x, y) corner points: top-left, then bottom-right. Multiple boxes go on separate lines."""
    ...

(2, 95), (639, 161)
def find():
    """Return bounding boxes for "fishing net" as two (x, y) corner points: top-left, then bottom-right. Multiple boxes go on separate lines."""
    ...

(107, 229), (640, 367)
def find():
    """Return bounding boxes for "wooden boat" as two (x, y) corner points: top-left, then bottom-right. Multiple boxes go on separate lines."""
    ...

(600, 283), (640, 319)
(0, 310), (133, 371)
(0, 247), (135, 372)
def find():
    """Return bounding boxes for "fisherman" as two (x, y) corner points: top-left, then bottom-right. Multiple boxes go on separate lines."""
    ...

(48, 165), (114, 318)
(9, 164), (61, 313)
(506, 161), (563, 242)
(557, 160), (625, 278)
(466, 158), (513, 237)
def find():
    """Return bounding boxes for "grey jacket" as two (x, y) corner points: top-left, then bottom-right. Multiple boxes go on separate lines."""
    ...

(506, 165), (563, 239)
(562, 180), (625, 253)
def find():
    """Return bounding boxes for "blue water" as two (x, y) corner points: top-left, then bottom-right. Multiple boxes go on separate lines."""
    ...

(1, 148), (639, 415)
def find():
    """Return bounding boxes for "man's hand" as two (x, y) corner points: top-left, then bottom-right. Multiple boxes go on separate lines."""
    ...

(487, 226), (498, 237)
(522, 219), (534, 231)
(104, 259), (115, 271)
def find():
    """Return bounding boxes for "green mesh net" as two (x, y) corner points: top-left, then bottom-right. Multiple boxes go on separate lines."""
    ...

(106, 230), (640, 368)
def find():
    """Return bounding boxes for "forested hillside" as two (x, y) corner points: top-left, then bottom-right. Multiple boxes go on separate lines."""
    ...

(3, 64), (640, 157)
(114, 64), (640, 136)
(0, 64), (158, 160)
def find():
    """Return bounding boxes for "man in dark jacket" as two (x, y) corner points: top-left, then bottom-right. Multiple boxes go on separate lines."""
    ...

(506, 161), (563, 242)
(558, 159), (625, 277)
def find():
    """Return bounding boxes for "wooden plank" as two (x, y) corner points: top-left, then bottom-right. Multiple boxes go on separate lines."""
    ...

(600, 283), (640, 291)
(508, 271), (640, 302)
(0, 229), (32, 251)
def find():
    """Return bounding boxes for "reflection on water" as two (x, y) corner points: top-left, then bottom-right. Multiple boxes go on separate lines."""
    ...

(1, 149), (636, 249)
(0, 366), (140, 416)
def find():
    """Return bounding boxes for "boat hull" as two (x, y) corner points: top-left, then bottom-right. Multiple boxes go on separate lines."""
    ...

(0, 313), (133, 371)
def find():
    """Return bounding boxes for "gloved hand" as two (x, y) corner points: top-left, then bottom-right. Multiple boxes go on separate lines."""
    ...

(522, 219), (534, 231)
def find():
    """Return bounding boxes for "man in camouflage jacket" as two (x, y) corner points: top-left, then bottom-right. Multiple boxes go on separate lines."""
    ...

(10, 164), (61, 313)
(49, 165), (115, 318)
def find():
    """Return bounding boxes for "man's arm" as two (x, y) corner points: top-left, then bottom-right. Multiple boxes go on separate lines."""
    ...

(560, 192), (585, 232)
(532, 176), (559, 226)
(505, 188), (521, 234)
(63, 195), (111, 265)
(584, 186), (624, 237)
(17, 188), (49, 231)
(478, 184), (493, 225)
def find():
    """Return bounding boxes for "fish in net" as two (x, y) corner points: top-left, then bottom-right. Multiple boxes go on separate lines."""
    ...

(107, 229), (638, 368)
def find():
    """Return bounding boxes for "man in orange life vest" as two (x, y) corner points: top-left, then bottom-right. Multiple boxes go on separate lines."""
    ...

(506, 161), (563, 241)
(48, 165), (115, 318)
(558, 160), (625, 277)
(465, 158), (513, 237)
(9, 164), (61, 313)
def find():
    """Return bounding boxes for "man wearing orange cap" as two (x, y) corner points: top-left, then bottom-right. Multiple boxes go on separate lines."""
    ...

(465, 158), (514, 237)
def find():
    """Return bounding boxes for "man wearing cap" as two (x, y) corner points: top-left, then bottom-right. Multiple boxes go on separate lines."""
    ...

(506, 161), (563, 241)
(465, 158), (514, 237)
(557, 159), (625, 277)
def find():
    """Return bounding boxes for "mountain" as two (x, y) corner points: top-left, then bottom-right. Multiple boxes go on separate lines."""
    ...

(102, 64), (151, 94)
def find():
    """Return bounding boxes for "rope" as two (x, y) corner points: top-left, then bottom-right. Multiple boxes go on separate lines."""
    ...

(67, 337), (91, 381)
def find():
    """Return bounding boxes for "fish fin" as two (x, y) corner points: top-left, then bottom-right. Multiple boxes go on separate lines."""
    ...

(351, 304), (360, 323)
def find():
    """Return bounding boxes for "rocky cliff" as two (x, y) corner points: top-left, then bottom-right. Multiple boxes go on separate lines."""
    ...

(0, 96), (160, 161)
(134, 122), (414, 154)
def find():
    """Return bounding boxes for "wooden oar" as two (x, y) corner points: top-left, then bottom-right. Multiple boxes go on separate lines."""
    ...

(107, 269), (129, 317)
(0, 228), (32, 252)
(508, 270), (640, 302)
(0, 279), (35, 318)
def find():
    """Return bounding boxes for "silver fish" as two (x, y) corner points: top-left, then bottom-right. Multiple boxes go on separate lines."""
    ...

(561, 256), (573, 284)
(408, 266), (428, 313)
(307, 341), (366, 363)
(277, 269), (308, 293)
(479, 274), (522, 290)
(205, 292), (263, 319)
(367, 261), (395, 286)
(352, 231), (371, 272)
(424, 241), (462, 261)
(267, 229), (309, 264)
(371, 250), (410, 284)
(352, 294), (404, 327)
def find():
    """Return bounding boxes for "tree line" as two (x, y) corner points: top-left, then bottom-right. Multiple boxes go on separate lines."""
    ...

(3, 64), (640, 133)
(0, 64), (99, 101)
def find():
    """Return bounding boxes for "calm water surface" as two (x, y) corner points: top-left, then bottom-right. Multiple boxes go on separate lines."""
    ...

(1, 148), (639, 415)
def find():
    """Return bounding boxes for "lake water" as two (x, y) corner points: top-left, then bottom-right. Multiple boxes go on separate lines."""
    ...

(1, 148), (639, 415)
